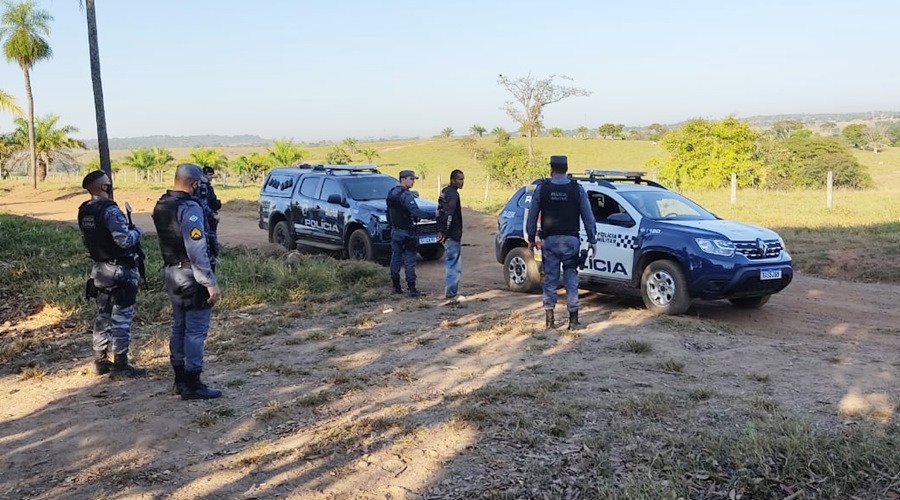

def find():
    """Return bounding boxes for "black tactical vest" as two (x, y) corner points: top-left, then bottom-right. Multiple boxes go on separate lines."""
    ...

(386, 185), (414, 231)
(152, 191), (193, 265)
(539, 180), (581, 237)
(78, 198), (130, 262)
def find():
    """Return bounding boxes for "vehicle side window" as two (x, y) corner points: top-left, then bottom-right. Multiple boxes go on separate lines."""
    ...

(588, 191), (625, 223)
(299, 177), (320, 198)
(319, 178), (343, 202)
(262, 174), (296, 194)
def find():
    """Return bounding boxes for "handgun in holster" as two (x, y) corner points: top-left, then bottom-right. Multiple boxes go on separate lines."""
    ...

(578, 249), (589, 270)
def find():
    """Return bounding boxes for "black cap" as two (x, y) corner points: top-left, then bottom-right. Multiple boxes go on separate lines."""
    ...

(202, 166), (215, 174)
(82, 170), (107, 190)
(550, 155), (568, 168)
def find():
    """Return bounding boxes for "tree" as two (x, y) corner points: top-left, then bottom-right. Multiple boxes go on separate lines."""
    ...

(519, 120), (543, 138)
(360, 147), (380, 163)
(648, 117), (765, 189)
(8, 114), (84, 181)
(648, 123), (668, 142)
(150, 146), (173, 173)
(342, 137), (359, 154)
(83, 154), (118, 174)
(470, 124), (486, 137)
(576, 126), (590, 139)
(888, 126), (900, 147)
(120, 147), (155, 180)
(842, 124), (867, 148)
(597, 123), (624, 139)
(266, 138), (307, 166)
(495, 128), (510, 146)
(0, 87), (21, 115)
(324, 145), (351, 165)
(483, 144), (546, 187)
(863, 125), (890, 153)
(1, 0), (53, 189)
(765, 136), (871, 189)
(497, 73), (591, 163)
(490, 126), (506, 136)
(770, 119), (805, 140)
(228, 153), (270, 186)
(81, 0), (112, 196)
(440, 127), (454, 138)
(548, 127), (564, 138)
(189, 147), (228, 169)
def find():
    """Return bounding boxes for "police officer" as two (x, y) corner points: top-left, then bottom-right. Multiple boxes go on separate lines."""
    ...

(77, 170), (147, 377)
(526, 156), (599, 330)
(387, 170), (438, 297)
(152, 163), (222, 400)
(197, 166), (222, 269)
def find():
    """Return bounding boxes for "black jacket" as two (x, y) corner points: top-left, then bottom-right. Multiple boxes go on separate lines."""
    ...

(437, 184), (463, 242)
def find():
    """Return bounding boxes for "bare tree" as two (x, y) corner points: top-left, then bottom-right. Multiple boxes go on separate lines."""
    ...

(497, 73), (591, 163)
(864, 125), (890, 153)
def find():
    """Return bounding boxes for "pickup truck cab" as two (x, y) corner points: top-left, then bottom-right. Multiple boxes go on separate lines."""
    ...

(495, 170), (793, 315)
(258, 165), (443, 261)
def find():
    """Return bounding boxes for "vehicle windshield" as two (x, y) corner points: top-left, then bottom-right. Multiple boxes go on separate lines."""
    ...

(342, 176), (399, 201)
(619, 190), (717, 221)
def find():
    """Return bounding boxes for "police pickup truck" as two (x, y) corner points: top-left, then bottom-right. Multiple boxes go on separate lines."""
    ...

(258, 165), (443, 261)
(495, 170), (793, 315)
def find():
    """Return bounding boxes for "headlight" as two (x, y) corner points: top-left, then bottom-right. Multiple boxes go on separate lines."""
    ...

(695, 238), (735, 257)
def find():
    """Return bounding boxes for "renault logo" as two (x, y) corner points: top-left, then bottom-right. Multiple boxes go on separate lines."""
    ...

(756, 238), (768, 255)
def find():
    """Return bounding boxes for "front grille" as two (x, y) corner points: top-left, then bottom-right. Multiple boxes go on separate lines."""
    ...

(734, 240), (782, 260)
(415, 221), (438, 235)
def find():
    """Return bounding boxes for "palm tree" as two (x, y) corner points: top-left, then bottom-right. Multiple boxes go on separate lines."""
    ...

(189, 147), (228, 169)
(8, 114), (84, 181)
(440, 127), (454, 138)
(470, 124), (486, 137)
(266, 138), (307, 166)
(342, 137), (359, 154)
(548, 127), (564, 138)
(1, 0), (53, 189)
(120, 147), (155, 180)
(490, 126), (506, 136)
(576, 126), (590, 139)
(0, 87), (21, 116)
(80, 0), (112, 195)
(150, 146), (173, 176)
(360, 147), (379, 163)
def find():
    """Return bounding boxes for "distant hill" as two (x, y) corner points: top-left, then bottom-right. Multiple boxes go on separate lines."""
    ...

(82, 135), (270, 150)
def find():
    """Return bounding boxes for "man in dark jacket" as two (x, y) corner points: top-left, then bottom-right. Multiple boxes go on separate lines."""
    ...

(437, 169), (465, 302)
(77, 170), (146, 377)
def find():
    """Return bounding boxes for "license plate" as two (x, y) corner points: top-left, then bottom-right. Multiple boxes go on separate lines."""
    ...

(760, 267), (782, 280)
(418, 235), (438, 245)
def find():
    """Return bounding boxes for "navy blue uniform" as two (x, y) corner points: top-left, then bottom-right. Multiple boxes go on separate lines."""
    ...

(387, 185), (435, 286)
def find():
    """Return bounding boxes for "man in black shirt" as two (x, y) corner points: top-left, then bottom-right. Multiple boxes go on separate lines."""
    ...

(437, 169), (465, 302)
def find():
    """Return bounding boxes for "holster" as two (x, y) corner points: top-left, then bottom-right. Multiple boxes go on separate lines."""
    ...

(112, 281), (138, 308)
(578, 249), (589, 270)
(563, 252), (581, 271)
(85, 278), (99, 300)
(170, 283), (212, 310)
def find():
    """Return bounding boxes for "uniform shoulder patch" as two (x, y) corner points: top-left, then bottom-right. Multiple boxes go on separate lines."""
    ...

(190, 227), (203, 240)
(188, 215), (199, 223)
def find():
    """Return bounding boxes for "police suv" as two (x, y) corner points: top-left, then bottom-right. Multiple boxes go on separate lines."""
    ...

(258, 165), (443, 261)
(495, 170), (793, 315)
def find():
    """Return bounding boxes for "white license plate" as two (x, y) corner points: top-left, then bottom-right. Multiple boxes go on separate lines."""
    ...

(419, 235), (438, 245)
(760, 267), (782, 280)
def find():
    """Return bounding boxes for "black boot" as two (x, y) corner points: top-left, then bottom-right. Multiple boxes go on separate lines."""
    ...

(171, 365), (186, 396)
(181, 371), (223, 400)
(407, 282), (425, 298)
(110, 351), (147, 378)
(568, 311), (582, 331)
(545, 309), (556, 329)
(392, 278), (404, 295)
(93, 350), (112, 375)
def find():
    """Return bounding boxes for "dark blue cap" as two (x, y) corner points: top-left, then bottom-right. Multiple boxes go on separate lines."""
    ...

(550, 155), (568, 168)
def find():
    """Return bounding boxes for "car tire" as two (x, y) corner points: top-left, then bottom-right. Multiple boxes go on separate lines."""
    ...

(419, 245), (445, 261)
(504, 246), (541, 294)
(729, 295), (771, 309)
(640, 259), (691, 315)
(348, 229), (375, 262)
(273, 221), (296, 251)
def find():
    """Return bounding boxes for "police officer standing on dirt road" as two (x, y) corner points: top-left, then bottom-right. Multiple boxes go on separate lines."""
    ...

(387, 170), (438, 297)
(77, 170), (147, 378)
(197, 166), (222, 269)
(526, 155), (599, 330)
(152, 163), (222, 400)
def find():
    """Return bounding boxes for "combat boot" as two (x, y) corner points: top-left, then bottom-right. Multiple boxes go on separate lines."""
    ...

(545, 309), (556, 329)
(181, 371), (223, 400)
(568, 311), (583, 331)
(110, 351), (147, 378)
(93, 350), (113, 375)
(392, 278), (404, 295)
(407, 282), (426, 298)
(171, 365), (186, 396)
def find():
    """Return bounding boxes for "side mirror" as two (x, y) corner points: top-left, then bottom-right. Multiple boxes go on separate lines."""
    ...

(327, 193), (346, 206)
(607, 212), (636, 228)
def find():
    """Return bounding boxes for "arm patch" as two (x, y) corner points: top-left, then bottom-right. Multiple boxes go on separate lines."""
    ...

(190, 227), (203, 240)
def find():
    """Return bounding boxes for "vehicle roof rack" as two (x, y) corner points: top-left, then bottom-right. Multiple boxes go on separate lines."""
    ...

(567, 169), (667, 190)
(301, 164), (381, 175)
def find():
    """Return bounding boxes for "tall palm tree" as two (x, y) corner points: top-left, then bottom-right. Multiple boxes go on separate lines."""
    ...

(576, 126), (590, 139)
(80, 0), (112, 196)
(440, 127), (454, 138)
(0, 87), (22, 116)
(1, 0), (53, 189)
(9, 114), (85, 180)
(470, 124), (486, 137)
(120, 147), (155, 180)
(266, 138), (307, 166)
(189, 147), (228, 169)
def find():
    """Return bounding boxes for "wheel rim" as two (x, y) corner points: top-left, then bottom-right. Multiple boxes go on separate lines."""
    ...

(646, 269), (676, 307)
(350, 237), (366, 260)
(508, 256), (528, 285)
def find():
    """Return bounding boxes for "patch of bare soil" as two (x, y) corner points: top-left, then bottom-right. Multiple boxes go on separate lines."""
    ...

(2, 189), (900, 498)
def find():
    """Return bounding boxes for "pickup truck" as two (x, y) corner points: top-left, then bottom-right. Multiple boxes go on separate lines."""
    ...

(258, 165), (444, 261)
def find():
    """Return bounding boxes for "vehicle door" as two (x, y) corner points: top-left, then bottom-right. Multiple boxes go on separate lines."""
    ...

(582, 189), (639, 282)
(293, 176), (321, 238)
(313, 177), (346, 244)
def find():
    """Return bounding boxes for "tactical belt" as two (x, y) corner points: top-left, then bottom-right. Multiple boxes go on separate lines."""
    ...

(97, 257), (137, 267)
(164, 261), (192, 269)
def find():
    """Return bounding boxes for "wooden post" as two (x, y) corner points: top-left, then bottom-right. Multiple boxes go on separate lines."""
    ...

(826, 171), (833, 209)
(484, 175), (490, 202)
(437, 175), (441, 199)
(241, 173), (245, 188)
(730, 172), (737, 206)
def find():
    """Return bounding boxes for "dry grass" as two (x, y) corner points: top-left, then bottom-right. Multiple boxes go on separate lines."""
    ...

(621, 339), (653, 354)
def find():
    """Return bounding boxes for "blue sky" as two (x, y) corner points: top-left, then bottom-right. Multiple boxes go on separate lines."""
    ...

(1, 0), (898, 142)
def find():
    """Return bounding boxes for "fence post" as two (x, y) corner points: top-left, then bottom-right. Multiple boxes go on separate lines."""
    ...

(484, 175), (490, 202)
(730, 172), (737, 206)
(826, 171), (833, 209)
(437, 175), (441, 199)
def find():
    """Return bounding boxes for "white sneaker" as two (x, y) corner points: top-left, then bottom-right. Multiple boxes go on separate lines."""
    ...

(447, 295), (467, 303)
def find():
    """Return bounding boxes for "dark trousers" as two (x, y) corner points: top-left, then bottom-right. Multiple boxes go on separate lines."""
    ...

(390, 229), (418, 284)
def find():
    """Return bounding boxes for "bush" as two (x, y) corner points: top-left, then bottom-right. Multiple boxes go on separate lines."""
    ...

(483, 145), (546, 187)
(768, 136), (872, 189)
